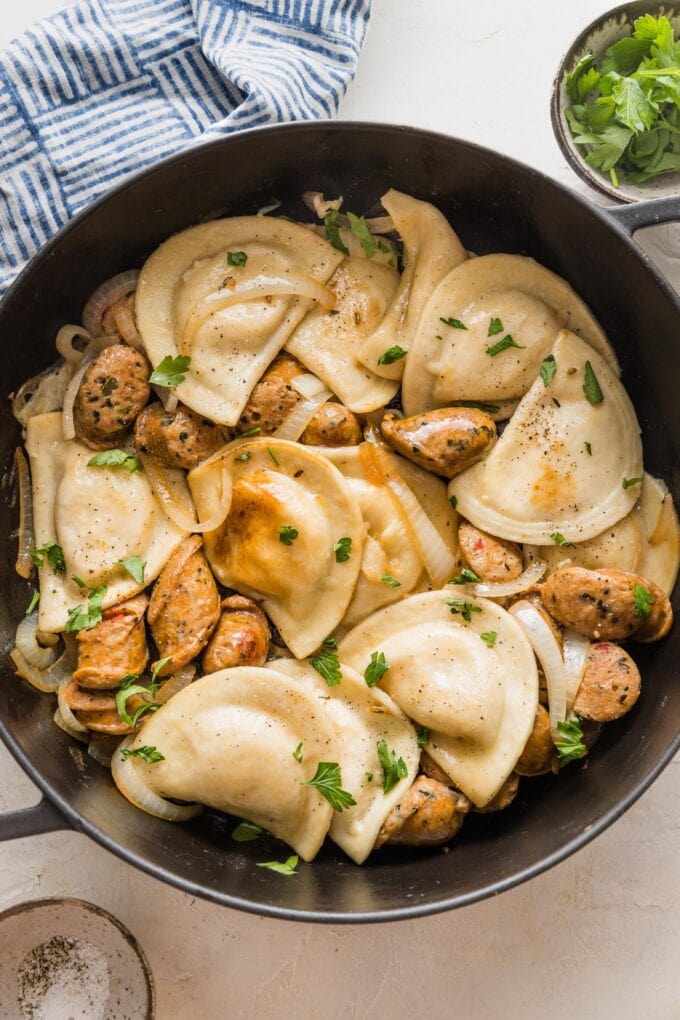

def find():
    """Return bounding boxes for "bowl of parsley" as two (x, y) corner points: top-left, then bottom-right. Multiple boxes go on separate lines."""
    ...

(552, 3), (680, 201)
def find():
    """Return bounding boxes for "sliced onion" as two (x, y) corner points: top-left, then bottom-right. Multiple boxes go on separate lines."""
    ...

(11, 646), (72, 694)
(273, 389), (331, 442)
(151, 385), (179, 413)
(290, 373), (329, 400)
(112, 736), (201, 822)
(112, 302), (142, 349)
(182, 274), (336, 349)
(82, 270), (139, 336)
(563, 629), (590, 712)
(53, 707), (88, 743)
(364, 214), (395, 234)
(649, 493), (674, 546)
(55, 324), (92, 365)
(15, 614), (59, 669)
(453, 560), (548, 599)
(62, 336), (119, 439)
(12, 360), (73, 425)
(88, 733), (120, 768)
(156, 664), (196, 705)
(14, 448), (33, 579)
(56, 679), (89, 739)
(362, 431), (457, 587)
(140, 453), (231, 533)
(302, 191), (343, 218)
(510, 600), (567, 740)
(256, 199), (281, 216)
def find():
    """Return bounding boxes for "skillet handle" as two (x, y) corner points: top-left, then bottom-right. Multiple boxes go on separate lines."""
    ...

(606, 195), (680, 235)
(0, 797), (71, 841)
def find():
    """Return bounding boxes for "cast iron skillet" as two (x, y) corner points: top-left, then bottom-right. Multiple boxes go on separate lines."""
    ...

(0, 123), (678, 924)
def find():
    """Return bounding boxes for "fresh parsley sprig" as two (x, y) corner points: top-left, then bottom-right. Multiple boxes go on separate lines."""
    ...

(257, 855), (298, 875)
(377, 740), (408, 794)
(64, 584), (107, 632)
(555, 718), (588, 766)
(333, 537), (352, 562)
(633, 582), (654, 619)
(116, 555), (146, 584)
(88, 449), (143, 472)
(377, 345), (407, 365)
(31, 542), (66, 575)
(364, 651), (389, 688)
(445, 598), (483, 623)
(149, 355), (191, 388)
(120, 745), (165, 764)
(310, 639), (342, 687)
(301, 761), (357, 812)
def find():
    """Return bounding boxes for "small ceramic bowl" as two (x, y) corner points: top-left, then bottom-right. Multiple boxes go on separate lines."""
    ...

(551, 1), (680, 202)
(0, 898), (154, 1019)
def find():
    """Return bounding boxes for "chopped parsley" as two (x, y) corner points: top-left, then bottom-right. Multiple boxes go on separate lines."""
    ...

(120, 745), (165, 764)
(101, 376), (118, 396)
(278, 525), (299, 545)
(540, 354), (557, 387)
(148, 354), (191, 388)
(235, 452), (251, 462)
(323, 210), (349, 256)
(377, 345), (407, 365)
(231, 821), (262, 842)
(445, 598), (483, 623)
(480, 631), (497, 648)
(150, 657), (172, 685)
(457, 400), (500, 414)
(485, 334), (526, 356)
(555, 718), (587, 766)
(550, 532), (574, 548)
(301, 761), (357, 811)
(116, 555), (146, 585)
(622, 476), (642, 490)
(633, 582), (654, 620)
(310, 643), (342, 687)
(227, 250), (248, 267)
(267, 446), (280, 466)
(31, 542), (66, 575)
(449, 494), (458, 509)
(583, 361), (604, 404)
(87, 449), (143, 472)
(487, 317), (504, 336)
(377, 740), (408, 794)
(237, 426), (261, 437)
(293, 742), (304, 763)
(334, 536), (352, 562)
(346, 212), (392, 259)
(380, 573), (401, 588)
(115, 674), (158, 727)
(440, 316), (467, 330)
(447, 567), (481, 585)
(64, 584), (107, 632)
(257, 855), (298, 876)
(26, 591), (40, 615)
(364, 651), (389, 688)
(585, 441), (592, 456)
(416, 725), (429, 749)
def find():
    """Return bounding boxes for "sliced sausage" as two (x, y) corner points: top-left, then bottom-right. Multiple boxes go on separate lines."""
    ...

(64, 683), (143, 735)
(573, 642), (641, 722)
(375, 776), (469, 848)
(515, 704), (553, 776)
(134, 402), (224, 470)
(541, 567), (673, 642)
(300, 403), (362, 447)
(73, 594), (148, 690)
(148, 536), (220, 676)
(237, 354), (304, 435)
(380, 407), (496, 479)
(475, 772), (520, 812)
(419, 751), (456, 787)
(73, 344), (151, 450)
(202, 595), (270, 673)
(458, 521), (523, 583)
(75, 708), (136, 736)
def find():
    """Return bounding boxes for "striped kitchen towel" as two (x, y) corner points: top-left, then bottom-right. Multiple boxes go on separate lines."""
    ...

(0, 0), (371, 295)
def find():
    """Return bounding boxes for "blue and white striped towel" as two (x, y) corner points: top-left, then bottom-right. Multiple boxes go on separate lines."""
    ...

(0, 0), (371, 295)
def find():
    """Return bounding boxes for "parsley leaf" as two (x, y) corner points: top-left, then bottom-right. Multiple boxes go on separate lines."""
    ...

(377, 345), (407, 365)
(101, 376), (118, 396)
(237, 426), (261, 437)
(377, 740), (408, 794)
(449, 494), (458, 509)
(487, 317), (503, 336)
(31, 542), (66, 575)
(267, 446), (280, 466)
(278, 525), (298, 545)
(380, 573), (401, 588)
(457, 401), (500, 414)
(445, 598), (483, 623)
(550, 532), (574, 548)
(26, 591), (40, 615)
(227, 250), (248, 267)
(115, 679), (158, 727)
(480, 631), (497, 648)
(540, 354), (557, 387)
(346, 211), (391, 259)
(585, 441), (592, 456)
(622, 476), (642, 489)
(148, 354), (191, 388)
(364, 651), (389, 688)
(633, 582), (654, 619)
(416, 725), (429, 749)
(440, 317), (467, 330)
(301, 761), (357, 811)
(310, 646), (342, 687)
(323, 210), (349, 256)
(88, 449), (143, 472)
(257, 855), (298, 876)
(64, 584), (107, 633)
(334, 537), (352, 562)
(235, 452), (251, 462)
(231, 821), (262, 842)
(293, 742), (304, 763)
(447, 567), (481, 585)
(555, 718), (588, 766)
(150, 658), (172, 685)
(485, 334), (526, 357)
(583, 361), (604, 404)
(116, 555), (146, 585)
(120, 745), (165, 764)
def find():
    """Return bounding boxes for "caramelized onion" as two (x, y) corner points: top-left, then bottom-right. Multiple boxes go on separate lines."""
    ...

(55, 324), (92, 365)
(452, 560), (547, 599)
(15, 614), (59, 669)
(274, 390), (331, 442)
(54, 707), (88, 743)
(140, 453), (231, 533)
(112, 736), (201, 822)
(11, 646), (72, 694)
(56, 680), (89, 739)
(510, 600), (567, 740)
(156, 665), (196, 705)
(14, 448), (33, 579)
(82, 270), (139, 336)
(13, 360), (73, 426)
(563, 629), (590, 712)
(302, 191), (343, 218)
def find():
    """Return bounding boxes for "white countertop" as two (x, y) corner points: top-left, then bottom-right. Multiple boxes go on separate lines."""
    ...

(1, 2), (679, 1017)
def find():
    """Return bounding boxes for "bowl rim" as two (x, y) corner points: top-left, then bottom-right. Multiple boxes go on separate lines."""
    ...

(550, 0), (680, 203)
(1, 119), (680, 923)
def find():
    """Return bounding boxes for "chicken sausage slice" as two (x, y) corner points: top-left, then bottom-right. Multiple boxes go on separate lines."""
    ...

(73, 594), (148, 690)
(375, 776), (469, 848)
(380, 407), (496, 479)
(202, 595), (270, 673)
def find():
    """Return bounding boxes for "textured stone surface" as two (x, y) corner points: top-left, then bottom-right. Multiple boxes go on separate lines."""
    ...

(1, 2), (679, 1016)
